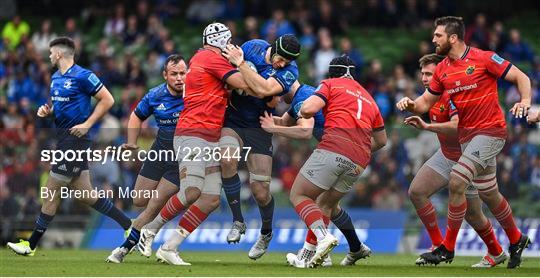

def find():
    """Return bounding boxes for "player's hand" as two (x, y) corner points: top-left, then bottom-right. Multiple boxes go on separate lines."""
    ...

(260, 111), (276, 133)
(510, 100), (530, 118)
(527, 110), (540, 124)
(396, 97), (416, 112)
(37, 104), (52, 118)
(120, 143), (139, 151)
(222, 44), (244, 67)
(69, 122), (90, 138)
(404, 116), (429, 130)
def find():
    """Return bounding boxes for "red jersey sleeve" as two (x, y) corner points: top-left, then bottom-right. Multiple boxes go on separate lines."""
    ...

(372, 106), (385, 131)
(207, 55), (239, 81)
(484, 51), (512, 79)
(314, 80), (331, 103)
(428, 65), (444, 95)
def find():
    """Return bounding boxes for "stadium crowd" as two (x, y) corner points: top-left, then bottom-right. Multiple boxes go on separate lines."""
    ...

(1, 0), (539, 231)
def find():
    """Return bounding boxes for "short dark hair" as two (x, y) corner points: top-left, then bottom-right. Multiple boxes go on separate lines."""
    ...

(163, 54), (185, 71)
(434, 16), (465, 40)
(49, 36), (75, 51)
(419, 54), (444, 68)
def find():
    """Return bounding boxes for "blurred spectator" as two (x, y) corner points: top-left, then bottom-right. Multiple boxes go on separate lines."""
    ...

(153, 0), (180, 21)
(63, 17), (81, 41)
(465, 13), (489, 49)
(531, 156), (540, 187)
(223, 0), (245, 20)
(241, 16), (260, 42)
(2, 15), (30, 50)
(31, 19), (57, 58)
(504, 29), (535, 64)
(348, 181), (372, 207)
(372, 180), (403, 211)
(279, 151), (303, 192)
(187, 0), (225, 24)
(401, 0), (421, 28)
(380, 0), (400, 28)
(311, 0), (344, 35)
(260, 9), (295, 42)
(339, 37), (364, 80)
(313, 28), (337, 83)
(104, 4), (126, 38)
(123, 15), (142, 46)
(299, 24), (316, 52)
(136, 0), (151, 33)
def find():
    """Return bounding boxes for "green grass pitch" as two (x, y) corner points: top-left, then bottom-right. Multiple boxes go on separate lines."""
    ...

(1, 249), (539, 276)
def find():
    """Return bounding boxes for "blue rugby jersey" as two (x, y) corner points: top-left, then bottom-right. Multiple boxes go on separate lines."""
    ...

(286, 84), (325, 141)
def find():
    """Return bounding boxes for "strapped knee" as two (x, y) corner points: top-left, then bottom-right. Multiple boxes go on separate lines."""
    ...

(472, 172), (498, 193)
(451, 157), (477, 184)
(249, 172), (271, 185)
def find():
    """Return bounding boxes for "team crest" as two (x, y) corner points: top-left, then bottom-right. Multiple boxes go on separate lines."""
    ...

(439, 104), (445, 113)
(63, 79), (72, 89)
(465, 65), (475, 75)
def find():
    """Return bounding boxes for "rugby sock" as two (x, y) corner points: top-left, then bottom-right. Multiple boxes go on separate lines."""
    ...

(258, 196), (274, 235)
(120, 228), (140, 250)
(491, 198), (521, 244)
(147, 194), (186, 233)
(91, 198), (131, 230)
(474, 220), (503, 256)
(305, 214), (329, 246)
(294, 200), (327, 241)
(222, 175), (244, 223)
(28, 212), (54, 249)
(303, 241), (316, 251)
(416, 202), (443, 247)
(332, 208), (362, 252)
(163, 205), (208, 250)
(442, 201), (467, 252)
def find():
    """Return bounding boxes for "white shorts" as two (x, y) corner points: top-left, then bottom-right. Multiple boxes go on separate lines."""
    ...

(174, 136), (222, 195)
(424, 148), (478, 197)
(300, 149), (364, 193)
(460, 135), (505, 169)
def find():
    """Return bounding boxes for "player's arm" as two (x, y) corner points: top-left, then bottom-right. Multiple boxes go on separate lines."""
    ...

(223, 45), (283, 98)
(299, 95), (325, 119)
(396, 89), (440, 115)
(260, 111), (314, 139)
(122, 111), (144, 150)
(70, 86), (114, 137)
(371, 129), (387, 152)
(504, 65), (532, 118)
(527, 109), (540, 123)
(404, 114), (458, 136)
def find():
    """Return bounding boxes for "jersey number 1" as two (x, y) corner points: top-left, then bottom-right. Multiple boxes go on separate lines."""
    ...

(356, 98), (363, 120)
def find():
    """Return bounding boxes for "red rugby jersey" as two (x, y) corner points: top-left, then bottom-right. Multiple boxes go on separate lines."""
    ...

(175, 49), (238, 142)
(429, 92), (461, 162)
(429, 46), (512, 143)
(314, 78), (385, 168)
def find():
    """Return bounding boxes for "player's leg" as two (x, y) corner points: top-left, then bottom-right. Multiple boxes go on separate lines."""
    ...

(332, 205), (373, 266)
(157, 167), (222, 265)
(290, 149), (353, 267)
(70, 170), (131, 230)
(465, 191), (507, 268)
(246, 153), (274, 260)
(131, 175), (160, 208)
(219, 127), (246, 243)
(473, 167), (530, 268)
(7, 172), (65, 256)
(409, 150), (450, 250)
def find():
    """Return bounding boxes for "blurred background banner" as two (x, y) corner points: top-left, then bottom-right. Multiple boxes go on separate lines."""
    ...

(87, 209), (406, 253)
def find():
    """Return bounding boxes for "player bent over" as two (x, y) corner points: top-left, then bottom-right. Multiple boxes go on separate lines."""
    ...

(218, 35), (301, 260)
(7, 37), (131, 256)
(136, 23), (251, 265)
(289, 56), (387, 268)
(260, 81), (371, 267)
(397, 16), (531, 268)
(406, 53), (506, 268)
(106, 55), (186, 263)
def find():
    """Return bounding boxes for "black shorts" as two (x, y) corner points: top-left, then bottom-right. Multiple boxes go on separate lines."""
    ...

(50, 135), (91, 177)
(224, 121), (273, 156)
(138, 141), (179, 187)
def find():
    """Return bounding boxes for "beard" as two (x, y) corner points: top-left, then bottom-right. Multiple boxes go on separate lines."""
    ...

(435, 40), (451, 56)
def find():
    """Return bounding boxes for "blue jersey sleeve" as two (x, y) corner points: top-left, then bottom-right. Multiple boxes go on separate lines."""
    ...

(134, 94), (152, 121)
(287, 95), (304, 120)
(80, 71), (104, 96)
(274, 65), (299, 95)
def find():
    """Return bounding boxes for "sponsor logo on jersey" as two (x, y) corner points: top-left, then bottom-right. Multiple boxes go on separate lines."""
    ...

(156, 103), (166, 110)
(283, 71), (296, 86)
(63, 79), (72, 89)
(465, 65), (475, 75)
(491, 54), (505, 65)
(88, 73), (100, 86)
(439, 104), (446, 113)
(58, 164), (68, 171)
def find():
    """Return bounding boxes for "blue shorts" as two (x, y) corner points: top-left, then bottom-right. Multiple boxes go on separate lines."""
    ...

(50, 135), (91, 177)
(223, 119), (273, 156)
(138, 141), (179, 187)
